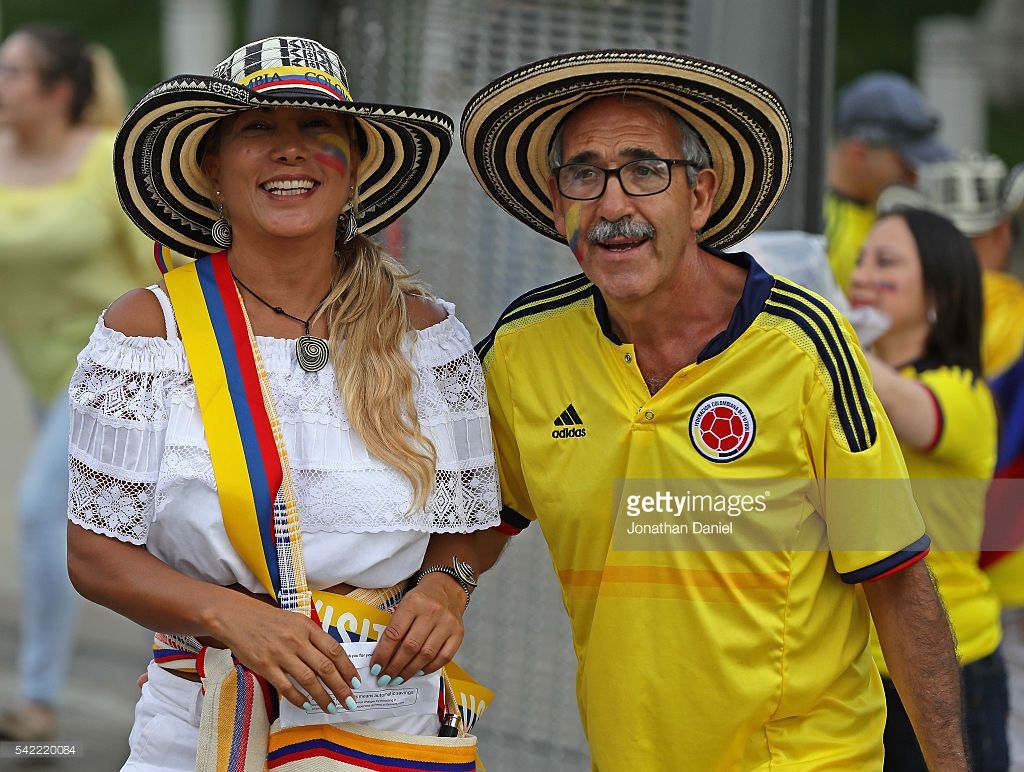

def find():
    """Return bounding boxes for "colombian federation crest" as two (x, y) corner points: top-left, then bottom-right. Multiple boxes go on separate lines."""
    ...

(690, 394), (756, 463)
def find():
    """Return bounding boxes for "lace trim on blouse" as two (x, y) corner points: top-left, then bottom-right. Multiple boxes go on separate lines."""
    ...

(68, 300), (500, 544)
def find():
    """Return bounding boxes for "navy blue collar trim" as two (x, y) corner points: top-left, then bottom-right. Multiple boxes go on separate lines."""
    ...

(592, 246), (774, 362)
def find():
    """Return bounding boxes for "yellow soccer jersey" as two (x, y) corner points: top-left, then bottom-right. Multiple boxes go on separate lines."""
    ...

(824, 189), (876, 293)
(869, 366), (999, 676)
(479, 250), (928, 772)
(982, 271), (1024, 379)
(985, 552), (1024, 607)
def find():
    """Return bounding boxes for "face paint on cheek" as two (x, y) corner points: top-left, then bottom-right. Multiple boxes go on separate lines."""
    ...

(877, 280), (898, 293)
(315, 132), (351, 178)
(565, 203), (583, 262)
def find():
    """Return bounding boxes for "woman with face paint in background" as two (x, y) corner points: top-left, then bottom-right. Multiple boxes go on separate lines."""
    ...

(849, 208), (1009, 771)
(0, 24), (153, 742)
(64, 37), (499, 770)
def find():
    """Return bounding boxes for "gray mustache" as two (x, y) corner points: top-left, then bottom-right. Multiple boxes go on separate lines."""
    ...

(587, 218), (656, 244)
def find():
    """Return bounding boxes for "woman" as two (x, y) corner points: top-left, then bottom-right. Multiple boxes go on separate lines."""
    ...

(850, 208), (1008, 771)
(66, 37), (499, 770)
(0, 24), (152, 741)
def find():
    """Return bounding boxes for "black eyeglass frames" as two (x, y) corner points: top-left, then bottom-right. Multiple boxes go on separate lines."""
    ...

(554, 158), (701, 200)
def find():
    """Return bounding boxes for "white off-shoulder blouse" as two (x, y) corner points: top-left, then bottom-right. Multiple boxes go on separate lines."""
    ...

(66, 290), (500, 593)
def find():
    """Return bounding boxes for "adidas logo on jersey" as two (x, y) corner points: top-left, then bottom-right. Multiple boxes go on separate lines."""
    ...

(552, 404), (586, 438)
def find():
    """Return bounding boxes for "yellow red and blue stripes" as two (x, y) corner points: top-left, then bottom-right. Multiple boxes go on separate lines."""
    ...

(240, 66), (352, 102)
(565, 202), (583, 260)
(316, 132), (351, 178)
(267, 724), (476, 770)
(154, 242), (173, 274)
(165, 252), (283, 598)
(196, 647), (278, 772)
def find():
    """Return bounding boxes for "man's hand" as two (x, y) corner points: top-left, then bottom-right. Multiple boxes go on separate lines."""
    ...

(863, 560), (968, 771)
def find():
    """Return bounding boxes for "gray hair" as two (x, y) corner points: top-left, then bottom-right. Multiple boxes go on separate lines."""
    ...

(547, 98), (712, 187)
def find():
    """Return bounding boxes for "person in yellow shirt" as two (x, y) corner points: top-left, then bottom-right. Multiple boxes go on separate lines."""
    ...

(850, 207), (1007, 770)
(878, 152), (1024, 769)
(0, 24), (153, 740)
(824, 72), (950, 293)
(430, 49), (970, 771)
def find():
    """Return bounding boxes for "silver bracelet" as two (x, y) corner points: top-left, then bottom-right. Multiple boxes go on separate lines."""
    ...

(415, 565), (471, 608)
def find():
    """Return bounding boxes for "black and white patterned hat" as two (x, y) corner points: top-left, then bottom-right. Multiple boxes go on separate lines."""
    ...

(115, 36), (454, 257)
(878, 152), (1024, 237)
(461, 49), (792, 250)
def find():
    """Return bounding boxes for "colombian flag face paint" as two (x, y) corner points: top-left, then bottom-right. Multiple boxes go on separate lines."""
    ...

(315, 132), (351, 179)
(566, 202), (584, 262)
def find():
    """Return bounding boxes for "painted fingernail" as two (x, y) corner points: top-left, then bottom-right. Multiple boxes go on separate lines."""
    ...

(415, 670), (425, 677)
(391, 676), (405, 686)
(377, 674), (392, 687)
(370, 664), (382, 676)
(345, 695), (358, 711)
(326, 702), (339, 714)
(351, 676), (362, 689)
(302, 701), (314, 712)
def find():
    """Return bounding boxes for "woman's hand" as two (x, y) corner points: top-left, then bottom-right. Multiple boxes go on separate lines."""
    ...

(207, 595), (361, 713)
(368, 574), (467, 685)
(68, 525), (359, 712)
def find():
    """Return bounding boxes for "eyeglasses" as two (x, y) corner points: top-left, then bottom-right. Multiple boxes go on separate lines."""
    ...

(554, 158), (701, 200)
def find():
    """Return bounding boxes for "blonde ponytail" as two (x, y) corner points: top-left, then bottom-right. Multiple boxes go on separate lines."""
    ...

(320, 234), (437, 512)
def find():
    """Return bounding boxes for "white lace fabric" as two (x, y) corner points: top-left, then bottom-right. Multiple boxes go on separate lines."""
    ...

(67, 299), (500, 588)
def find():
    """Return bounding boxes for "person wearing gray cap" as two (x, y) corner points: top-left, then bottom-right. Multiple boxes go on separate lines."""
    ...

(825, 71), (951, 293)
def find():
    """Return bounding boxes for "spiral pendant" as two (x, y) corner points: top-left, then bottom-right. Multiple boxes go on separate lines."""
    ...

(210, 217), (233, 248)
(296, 335), (329, 372)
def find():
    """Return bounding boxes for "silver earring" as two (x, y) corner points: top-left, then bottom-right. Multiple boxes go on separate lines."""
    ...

(927, 307), (938, 324)
(337, 212), (358, 244)
(211, 199), (232, 249)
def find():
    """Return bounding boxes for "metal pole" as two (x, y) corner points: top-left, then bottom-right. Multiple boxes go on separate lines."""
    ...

(161, 0), (231, 77)
(917, 16), (986, 153)
(689, 0), (835, 233)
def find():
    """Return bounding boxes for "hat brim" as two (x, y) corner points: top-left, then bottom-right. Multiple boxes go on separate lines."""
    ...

(460, 49), (792, 250)
(115, 75), (454, 258)
(895, 133), (952, 169)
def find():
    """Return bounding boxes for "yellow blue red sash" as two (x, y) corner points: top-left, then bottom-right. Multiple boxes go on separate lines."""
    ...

(165, 252), (298, 603)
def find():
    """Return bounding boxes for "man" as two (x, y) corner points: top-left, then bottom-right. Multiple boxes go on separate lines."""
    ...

(825, 71), (950, 293)
(458, 51), (967, 770)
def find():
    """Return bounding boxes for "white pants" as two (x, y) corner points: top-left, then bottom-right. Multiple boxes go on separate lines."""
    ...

(122, 661), (440, 770)
(122, 662), (202, 771)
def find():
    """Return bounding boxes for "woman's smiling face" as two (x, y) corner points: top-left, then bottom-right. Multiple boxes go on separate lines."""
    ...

(849, 214), (929, 336)
(202, 106), (358, 244)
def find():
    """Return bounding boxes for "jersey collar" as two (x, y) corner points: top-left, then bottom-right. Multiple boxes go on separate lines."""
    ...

(591, 246), (774, 363)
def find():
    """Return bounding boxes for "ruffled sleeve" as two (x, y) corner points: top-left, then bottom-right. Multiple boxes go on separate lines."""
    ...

(67, 315), (188, 545)
(413, 301), (501, 532)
